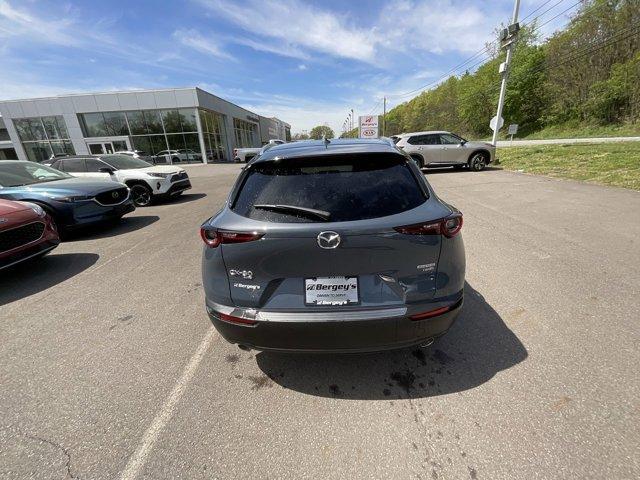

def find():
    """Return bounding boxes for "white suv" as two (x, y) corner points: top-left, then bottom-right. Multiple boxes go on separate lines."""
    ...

(51, 154), (191, 206)
(391, 131), (496, 171)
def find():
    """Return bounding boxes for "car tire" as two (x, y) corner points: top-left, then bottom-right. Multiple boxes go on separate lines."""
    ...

(469, 152), (487, 171)
(410, 155), (423, 169)
(130, 184), (153, 207)
(171, 156), (180, 163)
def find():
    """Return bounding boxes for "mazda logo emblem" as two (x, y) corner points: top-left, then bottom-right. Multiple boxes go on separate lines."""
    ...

(317, 231), (341, 249)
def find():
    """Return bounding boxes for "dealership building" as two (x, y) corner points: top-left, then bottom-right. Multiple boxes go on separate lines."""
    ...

(0, 87), (290, 164)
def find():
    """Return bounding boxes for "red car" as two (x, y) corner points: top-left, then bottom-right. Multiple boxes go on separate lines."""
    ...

(0, 199), (60, 270)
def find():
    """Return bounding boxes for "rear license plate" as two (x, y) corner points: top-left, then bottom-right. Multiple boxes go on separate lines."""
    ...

(305, 276), (359, 306)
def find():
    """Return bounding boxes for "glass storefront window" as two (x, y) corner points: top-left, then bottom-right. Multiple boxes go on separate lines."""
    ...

(103, 112), (128, 136)
(0, 147), (17, 160)
(49, 140), (75, 156)
(22, 141), (53, 162)
(13, 119), (32, 141)
(233, 118), (257, 148)
(42, 116), (69, 140)
(145, 110), (164, 134)
(161, 110), (182, 134)
(131, 135), (168, 156)
(126, 111), (146, 135)
(80, 113), (108, 137)
(179, 108), (197, 132)
(183, 133), (201, 161)
(166, 133), (186, 151)
(13, 116), (75, 162)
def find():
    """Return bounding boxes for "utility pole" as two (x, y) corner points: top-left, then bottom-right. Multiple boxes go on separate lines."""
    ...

(382, 96), (386, 137)
(491, 0), (521, 146)
(350, 109), (354, 137)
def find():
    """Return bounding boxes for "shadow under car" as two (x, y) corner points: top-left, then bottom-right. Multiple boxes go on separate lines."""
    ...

(255, 282), (527, 400)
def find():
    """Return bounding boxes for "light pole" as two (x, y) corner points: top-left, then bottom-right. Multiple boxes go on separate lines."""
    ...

(491, 0), (521, 146)
(351, 109), (354, 137)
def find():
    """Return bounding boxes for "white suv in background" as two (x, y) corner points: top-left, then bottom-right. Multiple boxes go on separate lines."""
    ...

(391, 131), (496, 171)
(51, 154), (191, 207)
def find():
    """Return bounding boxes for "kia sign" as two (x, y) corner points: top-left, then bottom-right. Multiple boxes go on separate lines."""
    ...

(359, 115), (379, 139)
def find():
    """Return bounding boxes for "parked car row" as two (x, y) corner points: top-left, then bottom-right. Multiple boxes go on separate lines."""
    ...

(50, 154), (191, 207)
(0, 156), (191, 270)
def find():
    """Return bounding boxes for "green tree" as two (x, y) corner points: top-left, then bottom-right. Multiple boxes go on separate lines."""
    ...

(309, 125), (335, 139)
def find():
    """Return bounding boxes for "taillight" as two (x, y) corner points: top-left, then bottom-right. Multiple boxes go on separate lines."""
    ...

(410, 305), (451, 321)
(394, 213), (463, 238)
(218, 312), (257, 326)
(200, 227), (264, 247)
(410, 299), (462, 321)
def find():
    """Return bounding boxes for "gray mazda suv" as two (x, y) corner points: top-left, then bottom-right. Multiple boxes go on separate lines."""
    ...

(201, 138), (465, 353)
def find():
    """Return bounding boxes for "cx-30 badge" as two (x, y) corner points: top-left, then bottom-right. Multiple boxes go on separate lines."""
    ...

(317, 231), (341, 249)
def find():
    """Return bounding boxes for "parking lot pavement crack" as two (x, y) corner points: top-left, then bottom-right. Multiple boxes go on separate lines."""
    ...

(14, 428), (79, 479)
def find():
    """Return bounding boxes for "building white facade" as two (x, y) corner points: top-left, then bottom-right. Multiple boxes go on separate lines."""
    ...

(0, 87), (291, 164)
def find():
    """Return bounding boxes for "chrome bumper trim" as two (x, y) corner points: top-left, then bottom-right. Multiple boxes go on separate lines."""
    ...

(206, 300), (407, 323)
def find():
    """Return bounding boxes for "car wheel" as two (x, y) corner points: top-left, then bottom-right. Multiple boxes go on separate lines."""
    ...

(469, 153), (487, 171)
(130, 184), (153, 207)
(171, 156), (180, 163)
(410, 155), (423, 169)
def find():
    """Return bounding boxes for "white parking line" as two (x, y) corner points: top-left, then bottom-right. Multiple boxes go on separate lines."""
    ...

(120, 327), (217, 480)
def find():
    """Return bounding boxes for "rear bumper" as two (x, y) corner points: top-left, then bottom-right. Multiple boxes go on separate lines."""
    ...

(206, 298), (463, 353)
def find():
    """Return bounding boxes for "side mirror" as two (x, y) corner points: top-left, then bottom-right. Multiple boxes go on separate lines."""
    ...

(99, 166), (115, 174)
(460, 140), (466, 146)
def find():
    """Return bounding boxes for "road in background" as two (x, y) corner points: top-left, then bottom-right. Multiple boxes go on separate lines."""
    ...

(496, 136), (640, 146)
(1, 164), (638, 479)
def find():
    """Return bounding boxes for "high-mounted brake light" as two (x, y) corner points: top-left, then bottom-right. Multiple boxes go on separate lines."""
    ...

(394, 213), (463, 238)
(200, 227), (264, 248)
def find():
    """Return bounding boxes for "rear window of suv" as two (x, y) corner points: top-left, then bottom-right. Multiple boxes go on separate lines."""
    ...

(232, 154), (427, 223)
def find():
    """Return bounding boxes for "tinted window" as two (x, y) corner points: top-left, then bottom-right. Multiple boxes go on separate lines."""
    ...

(62, 158), (87, 172)
(0, 162), (71, 187)
(101, 154), (152, 169)
(232, 154), (426, 223)
(86, 158), (108, 172)
(439, 133), (462, 145)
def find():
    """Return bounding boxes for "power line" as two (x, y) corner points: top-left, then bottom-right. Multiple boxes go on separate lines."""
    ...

(521, 0), (568, 27)
(385, 0), (579, 100)
(520, 0), (561, 23)
(530, 21), (640, 73)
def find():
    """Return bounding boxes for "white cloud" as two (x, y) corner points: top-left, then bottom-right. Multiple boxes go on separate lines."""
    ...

(0, 0), (77, 45)
(297, 64), (307, 71)
(173, 29), (235, 61)
(377, 0), (493, 55)
(231, 36), (310, 60)
(196, 0), (377, 63)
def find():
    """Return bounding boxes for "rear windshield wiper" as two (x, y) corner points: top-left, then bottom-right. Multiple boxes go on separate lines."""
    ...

(253, 204), (331, 221)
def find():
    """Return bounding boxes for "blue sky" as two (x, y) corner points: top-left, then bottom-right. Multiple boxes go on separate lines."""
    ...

(0, 0), (578, 133)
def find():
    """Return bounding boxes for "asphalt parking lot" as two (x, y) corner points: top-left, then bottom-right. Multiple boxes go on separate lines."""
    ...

(1, 163), (638, 480)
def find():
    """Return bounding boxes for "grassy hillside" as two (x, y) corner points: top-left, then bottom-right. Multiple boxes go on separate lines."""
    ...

(498, 143), (640, 190)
